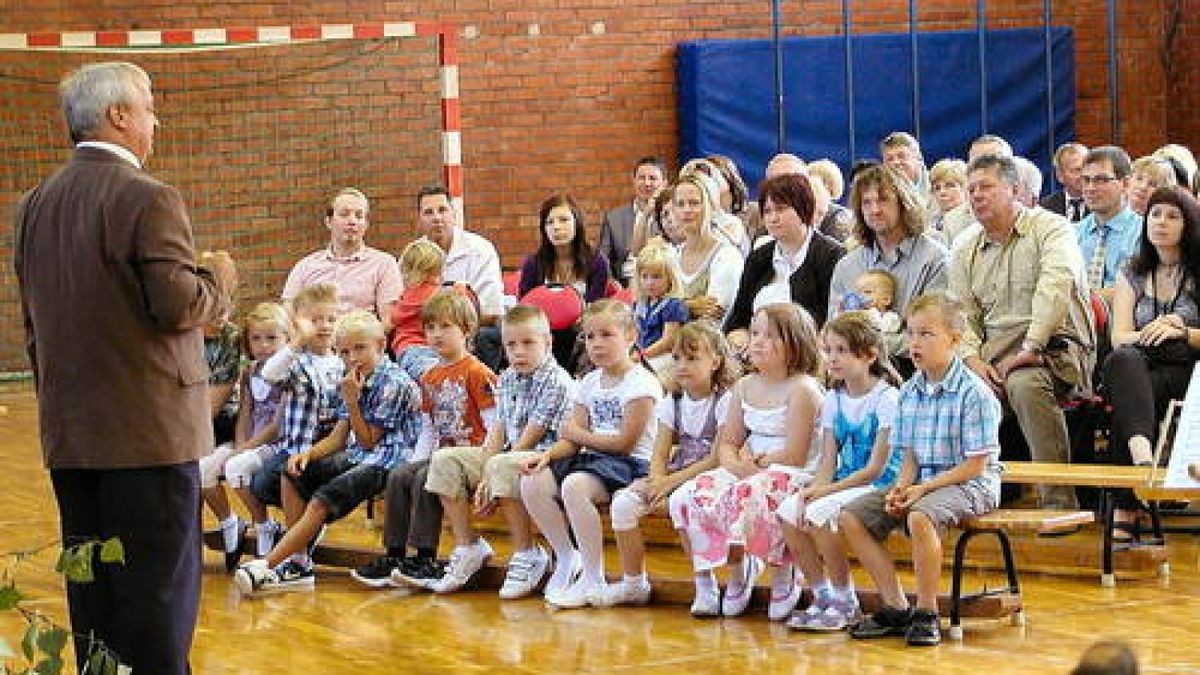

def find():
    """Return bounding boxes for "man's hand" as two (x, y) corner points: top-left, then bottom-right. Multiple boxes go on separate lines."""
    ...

(996, 348), (1044, 379)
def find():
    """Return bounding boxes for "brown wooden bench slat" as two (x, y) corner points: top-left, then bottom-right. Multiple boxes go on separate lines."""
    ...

(962, 509), (1095, 534)
(1001, 462), (1155, 488)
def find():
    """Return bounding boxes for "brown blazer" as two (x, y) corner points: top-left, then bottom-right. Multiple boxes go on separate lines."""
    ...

(14, 146), (229, 469)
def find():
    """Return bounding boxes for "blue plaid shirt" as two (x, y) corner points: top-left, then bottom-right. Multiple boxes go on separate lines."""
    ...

(275, 351), (344, 456)
(494, 356), (575, 452)
(341, 358), (421, 469)
(893, 357), (1002, 498)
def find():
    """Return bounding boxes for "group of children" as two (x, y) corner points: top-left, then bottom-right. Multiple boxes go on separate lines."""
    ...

(199, 234), (1002, 648)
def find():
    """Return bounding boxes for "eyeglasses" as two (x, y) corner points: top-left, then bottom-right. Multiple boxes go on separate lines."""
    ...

(1081, 174), (1118, 186)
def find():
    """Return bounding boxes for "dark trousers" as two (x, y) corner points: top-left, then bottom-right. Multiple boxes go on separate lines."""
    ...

(51, 462), (201, 675)
(383, 459), (443, 553)
(1103, 346), (1195, 507)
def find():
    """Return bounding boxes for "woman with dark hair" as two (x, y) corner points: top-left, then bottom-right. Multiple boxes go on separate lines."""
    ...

(725, 173), (846, 353)
(518, 194), (610, 366)
(1104, 186), (1200, 531)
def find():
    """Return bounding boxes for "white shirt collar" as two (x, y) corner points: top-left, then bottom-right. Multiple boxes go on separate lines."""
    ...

(772, 226), (815, 277)
(77, 141), (141, 169)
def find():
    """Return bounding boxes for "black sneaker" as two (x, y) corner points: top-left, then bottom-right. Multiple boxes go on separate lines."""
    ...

(390, 556), (445, 590)
(849, 606), (914, 639)
(351, 555), (403, 589)
(905, 609), (941, 646)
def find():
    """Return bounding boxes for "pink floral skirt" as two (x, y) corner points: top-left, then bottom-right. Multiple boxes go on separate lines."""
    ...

(670, 465), (810, 571)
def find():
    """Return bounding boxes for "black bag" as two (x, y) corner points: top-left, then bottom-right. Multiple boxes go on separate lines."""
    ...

(1136, 339), (1196, 365)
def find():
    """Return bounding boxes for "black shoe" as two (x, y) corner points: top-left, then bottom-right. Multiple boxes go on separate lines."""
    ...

(849, 606), (913, 639)
(905, 609), (941, 646)
(351, 555), (404, 589)
(223, 519), (249, 573)
(391, 556), (445, 589)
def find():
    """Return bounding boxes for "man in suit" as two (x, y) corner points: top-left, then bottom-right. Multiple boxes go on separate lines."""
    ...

(1040, 142), (1089, 223)
(598, 156), (665, 285)
(14, 62), (234, 674)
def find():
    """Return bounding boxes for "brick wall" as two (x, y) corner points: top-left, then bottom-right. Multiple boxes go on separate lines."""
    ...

(0, 0), (1182, 371)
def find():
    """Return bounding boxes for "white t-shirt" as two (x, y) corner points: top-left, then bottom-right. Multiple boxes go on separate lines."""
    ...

(576, 365), (663, 460)
(678, 242), (744, 325)
(820, 380), (899, 430)
(655, 389), (732, 435)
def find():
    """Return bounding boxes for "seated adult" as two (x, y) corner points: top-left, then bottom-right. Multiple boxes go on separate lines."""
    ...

(413, 185), (505, 369)
(281, 187), (402, 319)
(881, 131), (933, 211)
(1077, 146), (1141, 294)
(518, 194), (610, 367)
(949, 154), (1094, 510)
(630, 187), (680, 255)
(671, 174), (744, 327)
(680, 158), (750, 255)
(708, 153), (762, 249)
(1041, 142), (1089, 222)
(1128, 156), (1178, 216)
(828, 164), (948, 325)
(762, 152), (849, 242)
(1013, 156), (1044, 209)
(929, 158), (972, 240)
(599, 156), (666, 286)
(725, 173), (845, 351)
(1103, 186), (1200, 528)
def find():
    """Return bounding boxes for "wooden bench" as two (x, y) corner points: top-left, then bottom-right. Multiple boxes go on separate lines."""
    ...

(1001, 461), (1200, 586)
(946, 508), (1093, 640)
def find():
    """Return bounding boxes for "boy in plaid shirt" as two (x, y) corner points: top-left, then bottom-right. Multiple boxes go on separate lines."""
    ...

(226, 283), (345, 557)
(840, 293), (1002, 647)
(235, 310), (421, 594)
(420, 305), (575, 597)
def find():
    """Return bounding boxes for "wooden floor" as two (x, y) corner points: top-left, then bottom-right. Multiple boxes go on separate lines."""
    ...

(3, 381), (1200, 674)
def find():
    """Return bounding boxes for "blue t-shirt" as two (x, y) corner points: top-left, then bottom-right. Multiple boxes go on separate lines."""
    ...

(634, 297), (689, 349)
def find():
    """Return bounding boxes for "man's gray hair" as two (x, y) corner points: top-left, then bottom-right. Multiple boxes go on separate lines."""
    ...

(59, 62), (149, 143)
(1013, 156), (1043, 200)
(967, 153), (1020, 186)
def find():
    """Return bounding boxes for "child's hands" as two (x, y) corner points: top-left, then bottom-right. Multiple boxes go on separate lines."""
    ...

(472, 479), (497, 517)
(286, 451), (311, 477)
(804, 483), (834, 502)
(341, 367), (365, 403)
(645, 474), (676, 509)
(291, 315), (316, 349)
(520, 453), (552, 475)
(559, 419), (587, 445)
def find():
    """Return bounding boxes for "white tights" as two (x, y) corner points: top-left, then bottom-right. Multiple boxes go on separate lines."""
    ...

(520, 469), (609, 587)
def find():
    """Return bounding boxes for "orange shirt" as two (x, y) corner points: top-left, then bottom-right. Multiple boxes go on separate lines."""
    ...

(389, 282), (439, 353)
(420, 354), (497, 447)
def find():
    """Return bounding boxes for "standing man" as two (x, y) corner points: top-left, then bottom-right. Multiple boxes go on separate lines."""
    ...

(598, 156), (666, 286)
(949, 154), (1094, 511)
(1041, 142), (1090, 223)
(281, 187), (402, 319)
(413, 185), (505, 369)
(14, 62), (235, 674)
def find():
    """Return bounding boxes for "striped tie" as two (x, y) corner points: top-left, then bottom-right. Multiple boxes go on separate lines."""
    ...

(1086, 225), (1108, 289)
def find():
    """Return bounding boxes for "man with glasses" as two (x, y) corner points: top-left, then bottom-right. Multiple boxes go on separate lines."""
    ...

(1076, 146), (1140, 293)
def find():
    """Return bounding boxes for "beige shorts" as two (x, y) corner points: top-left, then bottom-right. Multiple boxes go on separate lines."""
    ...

(424, 446), (540, 501)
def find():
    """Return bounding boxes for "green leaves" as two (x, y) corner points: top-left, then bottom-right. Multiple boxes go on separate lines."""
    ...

(54, 537), (124, 584)
(0, 585), (22, 611)
(97, 540), (124, 566)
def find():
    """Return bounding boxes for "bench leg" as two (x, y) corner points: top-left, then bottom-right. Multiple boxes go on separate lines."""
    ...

(949, 530), (978, 640)
(1100, 489), (1116, 587)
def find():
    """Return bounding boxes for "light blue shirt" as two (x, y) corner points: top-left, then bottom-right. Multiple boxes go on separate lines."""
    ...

(1076, 206), (1141, 288)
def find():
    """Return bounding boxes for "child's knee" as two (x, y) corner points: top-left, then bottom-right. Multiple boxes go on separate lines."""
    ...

(609, 489), (644, 531)
(906, 510), (940, 540)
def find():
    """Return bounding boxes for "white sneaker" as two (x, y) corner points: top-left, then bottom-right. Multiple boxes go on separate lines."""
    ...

(690, 584), (721, 618)
(545, 577), (601, 610)
(430, 538), (494, 594)
(721, 556), (764, 617)
(499, 546), (551, 600)
(592, 578), (652, 607)
(767, 566), (801, 621)
(234, 559), (274, 596)
(543, 549), (582, 598)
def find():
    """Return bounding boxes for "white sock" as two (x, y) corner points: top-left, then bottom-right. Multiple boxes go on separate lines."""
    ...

(219, 516), (241, 552)
(255, 521), (274, 557)
(289, 552), (311, 567)
(623, 573), (647, 587)
(695, 570), (717, 594)
(770, 564), (795, 594)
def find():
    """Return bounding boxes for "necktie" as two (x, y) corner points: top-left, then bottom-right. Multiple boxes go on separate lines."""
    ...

(1068, 198), (1084, 222)
(1087, 225), (1108, 289)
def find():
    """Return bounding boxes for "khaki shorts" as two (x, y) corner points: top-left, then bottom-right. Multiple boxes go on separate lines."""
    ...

(424, 446), (540, 501)
(842, 483), (995, 542)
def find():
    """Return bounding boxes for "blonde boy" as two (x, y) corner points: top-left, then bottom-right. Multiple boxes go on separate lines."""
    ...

(235, 310), (421, 594)
(840, 293), (1002, 646)
(422, 305), (576, 596)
